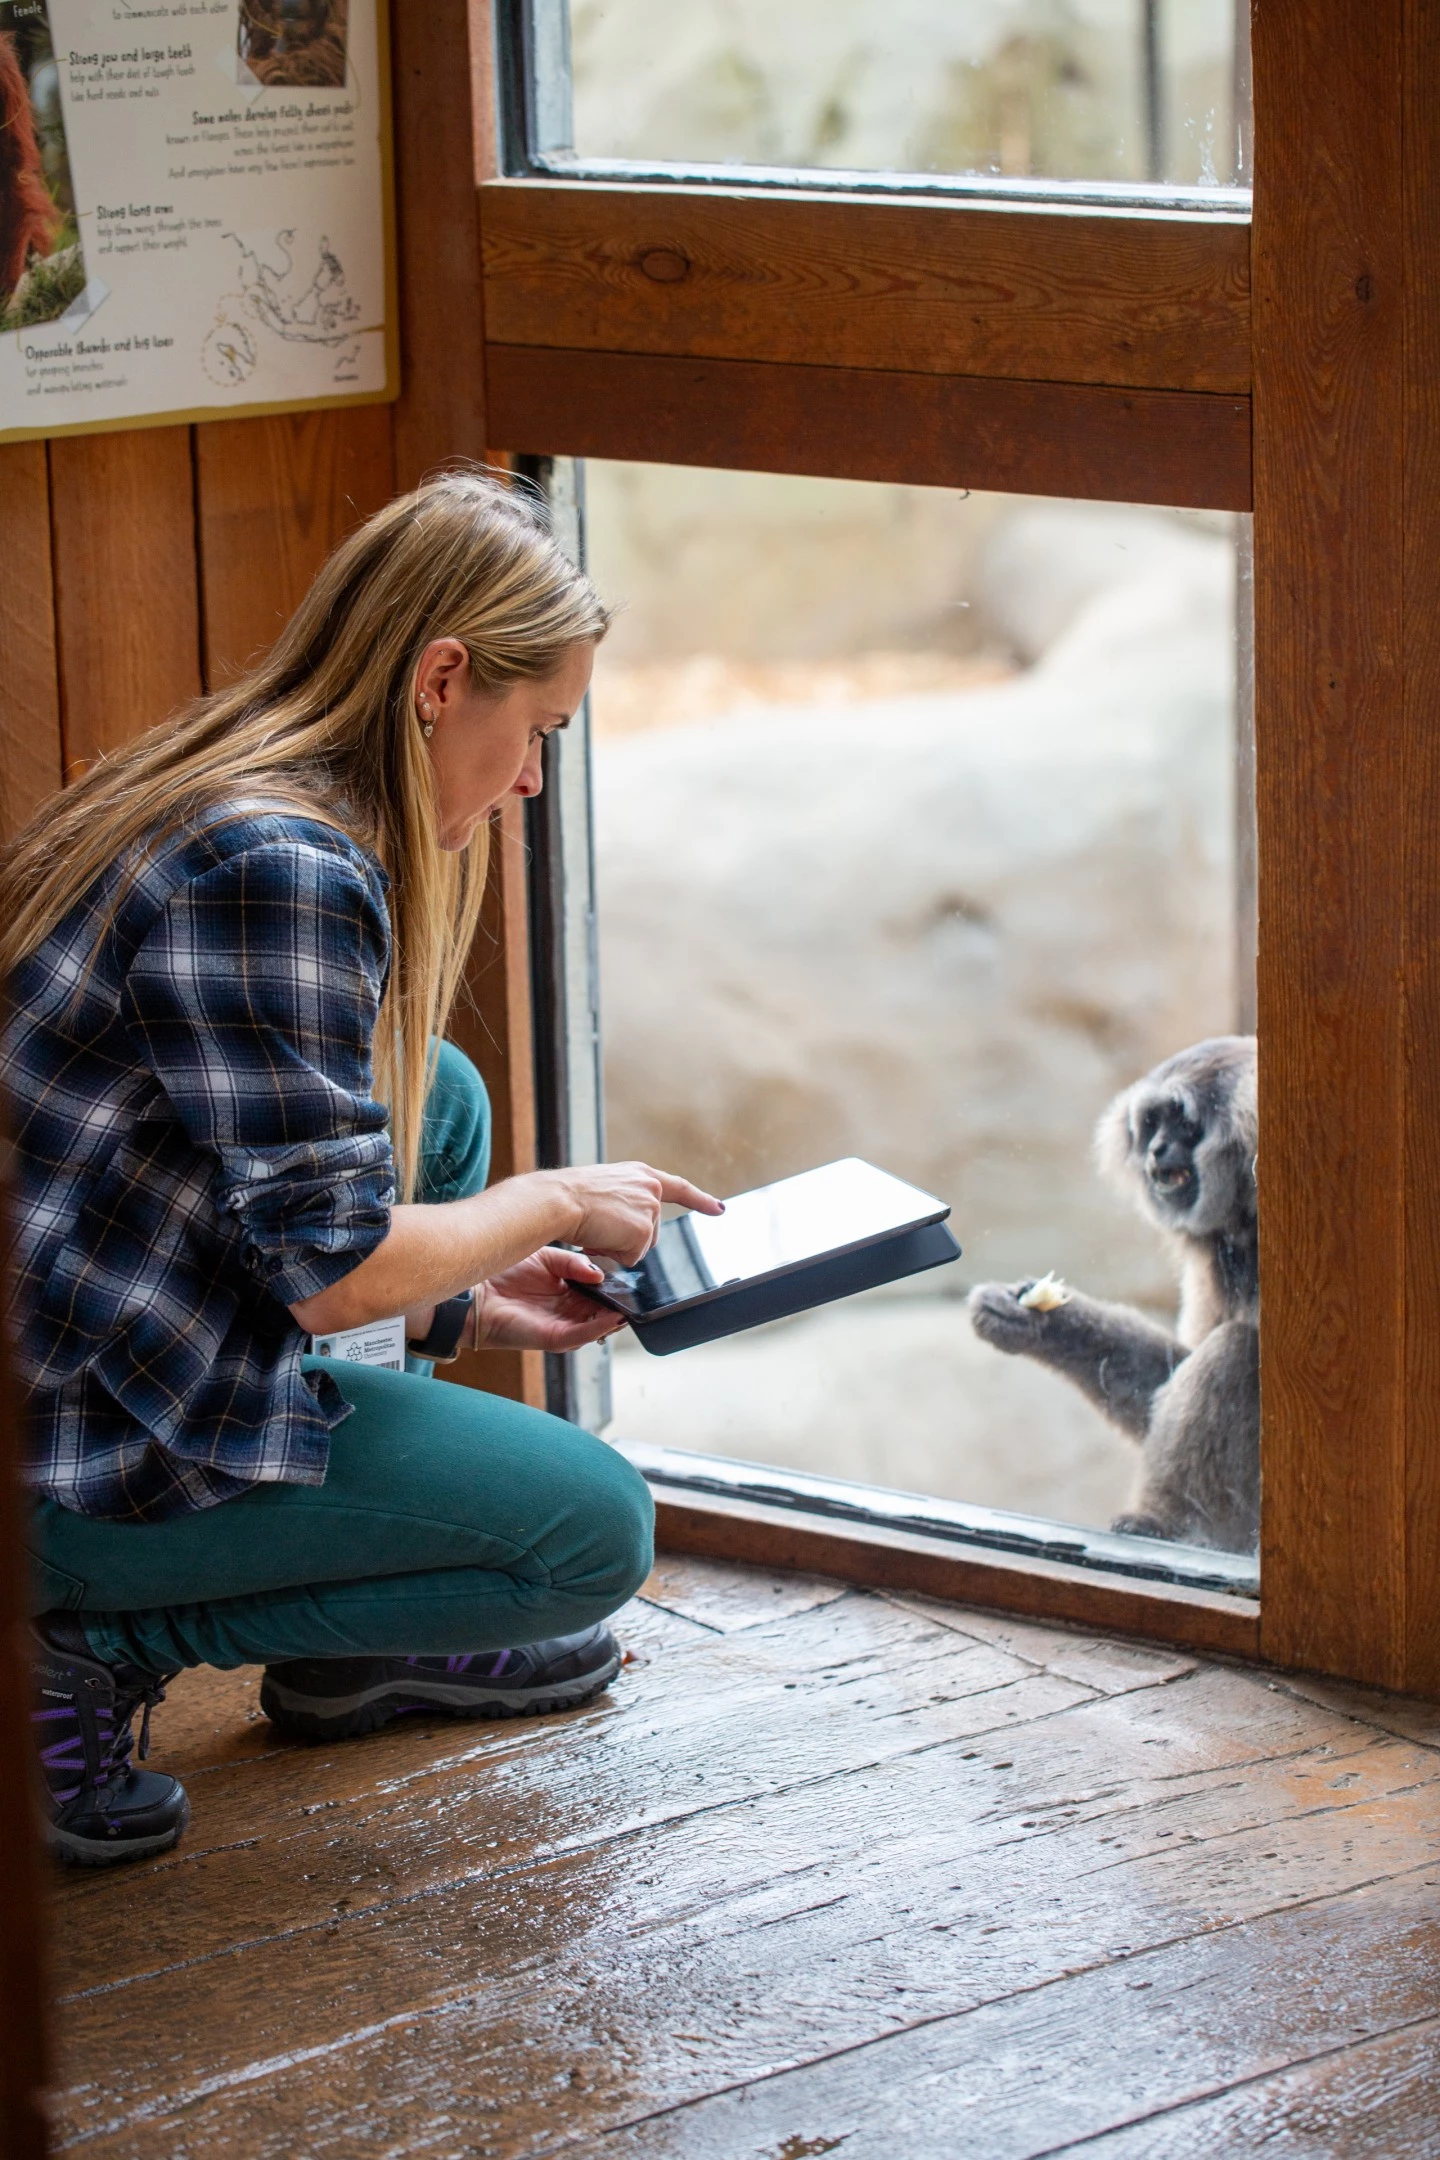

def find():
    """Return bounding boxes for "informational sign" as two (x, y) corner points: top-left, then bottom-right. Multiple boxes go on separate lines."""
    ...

(0, 0), (394, 442)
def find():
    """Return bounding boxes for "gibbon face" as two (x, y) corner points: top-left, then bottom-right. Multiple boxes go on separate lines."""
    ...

(1096, 1036), (1257, 1241)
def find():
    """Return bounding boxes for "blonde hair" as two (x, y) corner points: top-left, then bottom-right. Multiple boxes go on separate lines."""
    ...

(0, 468), (609, 1197)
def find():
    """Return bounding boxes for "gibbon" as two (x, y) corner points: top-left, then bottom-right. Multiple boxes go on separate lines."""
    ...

(969, 1036), (1259, 1552)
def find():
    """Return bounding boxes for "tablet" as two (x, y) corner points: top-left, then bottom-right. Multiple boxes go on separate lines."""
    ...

(585, 1157), (961, 1355)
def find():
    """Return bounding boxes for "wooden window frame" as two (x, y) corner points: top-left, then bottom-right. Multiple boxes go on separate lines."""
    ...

(0, 2), (1429, 1697)
(474, 0), (1440, 1695)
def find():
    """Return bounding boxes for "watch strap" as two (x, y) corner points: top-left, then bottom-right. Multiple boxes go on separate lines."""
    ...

(408, 1291), (474, 1363)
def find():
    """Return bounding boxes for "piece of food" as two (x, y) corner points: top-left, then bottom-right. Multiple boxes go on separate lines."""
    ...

(1018, 1272), (1070, 1312)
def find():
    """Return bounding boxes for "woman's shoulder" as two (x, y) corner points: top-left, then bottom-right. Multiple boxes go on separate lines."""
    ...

(70, 807), (390, 981)
(120, 804), (390, 928)
(11, 804), (390, 1003)
(174, 802), (388, 890)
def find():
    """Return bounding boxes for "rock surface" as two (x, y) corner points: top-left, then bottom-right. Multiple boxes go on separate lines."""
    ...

(595, 504), (1239, 1311)
(610, 1292), (1140, 1529)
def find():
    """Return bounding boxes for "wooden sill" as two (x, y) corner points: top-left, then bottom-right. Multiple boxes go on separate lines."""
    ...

(485, 344), (1252, 510)
(620, 1445), (1261, 1661)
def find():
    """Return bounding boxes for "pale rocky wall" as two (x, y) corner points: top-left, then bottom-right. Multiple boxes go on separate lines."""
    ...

(586, 463), (1011, 668)
(592, 501), (1238, 1313)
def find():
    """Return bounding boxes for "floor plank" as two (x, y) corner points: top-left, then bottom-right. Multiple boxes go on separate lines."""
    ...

(599, 1872), (1440, 2160)
(641, 1555), (848, 1634)
(45, 1561), (1440, 2158)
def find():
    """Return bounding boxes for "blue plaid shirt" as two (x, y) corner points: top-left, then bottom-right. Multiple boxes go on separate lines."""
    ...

(5, 808), (396, 1521)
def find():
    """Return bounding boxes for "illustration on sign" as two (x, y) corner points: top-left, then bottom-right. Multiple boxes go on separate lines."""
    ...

(203, 227), (361, 386)
(0, 0), (391, 441)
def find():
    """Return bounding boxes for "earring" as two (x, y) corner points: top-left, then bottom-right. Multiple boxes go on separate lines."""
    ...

(418, 696), (435, 739)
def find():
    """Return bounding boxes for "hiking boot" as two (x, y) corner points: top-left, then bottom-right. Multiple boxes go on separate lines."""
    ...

(30, 1619), (190, 1868)
(259, 1624), (624, 1743)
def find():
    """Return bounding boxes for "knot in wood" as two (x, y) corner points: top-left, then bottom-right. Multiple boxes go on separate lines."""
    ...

(635, 245), (691, 285)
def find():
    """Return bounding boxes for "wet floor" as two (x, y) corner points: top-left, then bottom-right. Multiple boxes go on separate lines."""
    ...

(49, 1556), (1440, 2156)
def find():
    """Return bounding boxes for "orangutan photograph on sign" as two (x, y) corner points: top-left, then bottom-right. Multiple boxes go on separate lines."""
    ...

(0, 0), (84, 334)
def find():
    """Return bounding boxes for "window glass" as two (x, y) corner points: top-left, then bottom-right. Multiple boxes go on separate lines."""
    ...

(566, 0), (1249, 190)
(586, 462), (1256, 1566)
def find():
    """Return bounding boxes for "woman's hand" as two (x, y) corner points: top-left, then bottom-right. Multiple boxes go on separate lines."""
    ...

(472, 1247), (629, 1353)
(541, 1161), (722, 1268)
(291, 1158), (721, 1339)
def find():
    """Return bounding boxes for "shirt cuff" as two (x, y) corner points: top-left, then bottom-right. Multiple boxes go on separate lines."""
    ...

(217, 1135), (395, 1308)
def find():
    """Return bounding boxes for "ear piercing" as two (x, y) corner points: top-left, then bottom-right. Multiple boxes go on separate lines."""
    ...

(418, 696), (435, 739)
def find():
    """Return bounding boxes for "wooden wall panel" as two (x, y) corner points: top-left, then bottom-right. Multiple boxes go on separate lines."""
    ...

(1401, 0), (1440, 1694)
(194, 410), (395, 685)
(481, 179), (1252, 396)
(48, 427), (201, 769)
(486, 344), (1252, 512)
(0, 1296), (48, 2156)
(390, 0), (494, 490)
(0, 442), (63, 839)
(1252, 0), (1437, 1691)
(0, 1103), (49, 2156)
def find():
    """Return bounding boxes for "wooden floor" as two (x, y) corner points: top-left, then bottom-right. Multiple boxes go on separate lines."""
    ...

(48, 1556), (1440, 2158)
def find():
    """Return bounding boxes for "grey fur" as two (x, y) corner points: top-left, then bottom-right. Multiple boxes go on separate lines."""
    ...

(967, 1036), (1259, 1552)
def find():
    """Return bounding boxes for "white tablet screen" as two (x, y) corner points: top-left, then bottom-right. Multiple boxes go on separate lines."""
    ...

(596, 1158), (947, 1317)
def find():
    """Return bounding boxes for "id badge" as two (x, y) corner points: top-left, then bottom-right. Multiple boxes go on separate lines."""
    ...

(308, 1315), (407, 1370)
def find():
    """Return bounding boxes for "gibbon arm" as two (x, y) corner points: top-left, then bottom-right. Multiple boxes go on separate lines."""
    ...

(968, 1282), (1187, 1440)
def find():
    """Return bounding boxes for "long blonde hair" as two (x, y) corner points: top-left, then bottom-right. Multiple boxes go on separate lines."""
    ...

(0, 468), (609, 1197)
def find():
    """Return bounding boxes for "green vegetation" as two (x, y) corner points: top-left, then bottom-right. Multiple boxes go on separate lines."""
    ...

(2, 237), (85, 333)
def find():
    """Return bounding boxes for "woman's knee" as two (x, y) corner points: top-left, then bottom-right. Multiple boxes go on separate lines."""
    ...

(553, 1438), (655, 1612)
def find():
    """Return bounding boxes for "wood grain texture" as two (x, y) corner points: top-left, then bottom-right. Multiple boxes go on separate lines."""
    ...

(481, 178), (1252, 394)
(653, 1489), (1260, 1660)
(390, 0), (494, 487)
(194, 410), (395, 684)
(1400, 1), (1440, 1694)
(0, 1124), (50, 2158)
(0, 441), (62, 841)
(605, 1925), (1440, 2158)
(45, 1556), (1440, 2156)
(486, 342), (1252, 510)
(48, 427), (201, 767)
(1251, 2), (1418, 1688)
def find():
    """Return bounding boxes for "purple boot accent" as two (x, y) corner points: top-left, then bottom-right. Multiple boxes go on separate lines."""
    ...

(260, 1626), (624, 1743)
(29, 1620), (190, 1867)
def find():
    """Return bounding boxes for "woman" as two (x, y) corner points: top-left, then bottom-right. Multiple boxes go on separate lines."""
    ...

(3, 470), (718, 1867)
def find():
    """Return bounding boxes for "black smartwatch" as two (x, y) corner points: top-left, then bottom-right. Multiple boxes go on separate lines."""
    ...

(407, 1291), (474, 1363)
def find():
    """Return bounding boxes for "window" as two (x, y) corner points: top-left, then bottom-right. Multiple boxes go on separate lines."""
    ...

(534, 457), (1258, 1600)
(486, 1), (1440, 1692)
(506, 0), (1250, 202)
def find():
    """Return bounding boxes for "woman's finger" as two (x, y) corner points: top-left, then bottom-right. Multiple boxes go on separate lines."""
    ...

(654, 1172), (724, 1215)
(539, 1246), (606, 1283)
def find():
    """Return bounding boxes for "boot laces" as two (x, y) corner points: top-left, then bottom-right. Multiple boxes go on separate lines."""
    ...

(97, 1673), (171, 1794)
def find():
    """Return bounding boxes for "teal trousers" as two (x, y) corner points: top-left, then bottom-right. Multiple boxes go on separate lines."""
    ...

(28, 1044), (653, 1676)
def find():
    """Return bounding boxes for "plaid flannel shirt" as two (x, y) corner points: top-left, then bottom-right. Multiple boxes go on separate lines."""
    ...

(5, 808), (396, 1522)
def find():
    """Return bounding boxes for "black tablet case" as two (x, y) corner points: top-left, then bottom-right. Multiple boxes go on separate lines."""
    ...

(622, 1217), (961, 1356)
